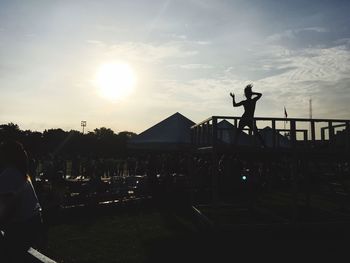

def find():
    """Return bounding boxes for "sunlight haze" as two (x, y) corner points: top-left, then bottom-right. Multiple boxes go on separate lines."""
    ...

(0, 0), (349, 133)
(95, 62), (137, 101)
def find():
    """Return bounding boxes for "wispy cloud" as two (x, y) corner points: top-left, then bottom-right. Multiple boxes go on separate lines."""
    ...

(266, 27), (328, 43)
(250, 41), (350, 117)
(168, 33), (187, 40)
(2, 0), (350, 132)
(167, 63), (213, 70)
(152, 40), (350, 119)
(88, 40), (199, 64)
(86, 40), (105, 47)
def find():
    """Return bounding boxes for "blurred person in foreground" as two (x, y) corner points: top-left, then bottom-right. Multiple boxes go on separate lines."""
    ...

(0, 140), (43, 262)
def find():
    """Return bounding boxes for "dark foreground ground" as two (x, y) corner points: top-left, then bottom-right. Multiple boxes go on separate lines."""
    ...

(41, 196), (350, 263)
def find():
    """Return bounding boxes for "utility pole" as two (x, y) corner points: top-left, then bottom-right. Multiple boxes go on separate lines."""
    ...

(309, 99), (312, 140)
(309, 98), (312, 120)
(81, 120), (87, 134)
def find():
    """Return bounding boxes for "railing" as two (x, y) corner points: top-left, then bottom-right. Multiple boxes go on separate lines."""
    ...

(191, 116), (350, 150)
(27, 247), (57, 263)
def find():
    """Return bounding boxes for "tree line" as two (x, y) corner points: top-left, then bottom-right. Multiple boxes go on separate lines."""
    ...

(0, 123), (136, 159)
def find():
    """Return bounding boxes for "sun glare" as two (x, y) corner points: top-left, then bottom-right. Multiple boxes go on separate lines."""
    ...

(96, 62), (137, 100)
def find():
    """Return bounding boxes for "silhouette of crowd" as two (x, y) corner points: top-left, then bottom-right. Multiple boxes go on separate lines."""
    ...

(0, 135), (349, 261)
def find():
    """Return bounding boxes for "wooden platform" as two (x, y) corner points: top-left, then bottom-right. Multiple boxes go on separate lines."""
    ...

(192, 115), (350, 160)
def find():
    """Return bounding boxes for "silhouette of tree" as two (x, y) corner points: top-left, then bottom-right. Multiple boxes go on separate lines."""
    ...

(0, 123), (135, 158)
(118, 131), (137, 139)
(42, 128), (69, 155)
(22, 130), (43, 157)
(0, 123), (21, 140)
(94, 127), (115, 139)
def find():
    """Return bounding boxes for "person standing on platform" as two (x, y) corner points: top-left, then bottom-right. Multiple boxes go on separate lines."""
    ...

(230, 84), (265, 147)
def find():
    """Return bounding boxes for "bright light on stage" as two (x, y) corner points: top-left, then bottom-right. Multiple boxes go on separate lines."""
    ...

(95, 62), (137, 101)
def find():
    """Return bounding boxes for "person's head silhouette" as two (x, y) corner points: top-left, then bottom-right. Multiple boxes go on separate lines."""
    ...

(0, 140), (28, 177)
(0, 140), (43, 259)
(244, 84), (253, 99)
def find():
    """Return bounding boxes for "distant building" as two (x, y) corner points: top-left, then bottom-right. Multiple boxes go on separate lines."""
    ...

(259, 126), (291, 148)
(129, 113), (297, 151)
(128, 112), (195, 151)
(216, 120), (251, 146)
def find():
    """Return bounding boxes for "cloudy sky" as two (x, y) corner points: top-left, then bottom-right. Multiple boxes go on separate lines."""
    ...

(1, 0), (349, 133)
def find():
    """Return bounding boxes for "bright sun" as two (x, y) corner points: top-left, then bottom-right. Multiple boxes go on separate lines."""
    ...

(95, 62), (137, 100)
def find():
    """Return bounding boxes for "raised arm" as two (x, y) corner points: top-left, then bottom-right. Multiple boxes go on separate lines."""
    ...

(230, 92), (244, 107)
(252, 92), (262, 101)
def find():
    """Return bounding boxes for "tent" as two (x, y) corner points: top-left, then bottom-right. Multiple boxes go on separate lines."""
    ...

(216, 120), (251, 146)
(216, 120), (291, 147)
(333, 128), (350, 149)
(128, 112), (195, 151)
(259, 126), (291, 148)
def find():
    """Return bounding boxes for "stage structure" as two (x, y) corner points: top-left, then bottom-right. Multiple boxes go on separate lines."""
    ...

(191, 116), (350, 216)
(192, 116), (350, 152)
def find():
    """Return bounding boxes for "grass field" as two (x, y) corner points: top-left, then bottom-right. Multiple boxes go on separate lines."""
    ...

(42, 191), (350, 262)
(43, 203), (197, 263)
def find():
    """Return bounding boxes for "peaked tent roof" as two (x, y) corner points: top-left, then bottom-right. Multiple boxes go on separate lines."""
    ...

(260, 126), (291, 148)
(216, 120), (291, 147)
(217, 120), (251, 145)
(128, 112), (195, 150)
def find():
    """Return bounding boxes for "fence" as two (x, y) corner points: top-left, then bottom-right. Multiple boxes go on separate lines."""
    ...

(191, 116), (350, 150)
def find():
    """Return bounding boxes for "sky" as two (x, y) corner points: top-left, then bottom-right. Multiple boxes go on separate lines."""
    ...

(1, 0), (350, 134)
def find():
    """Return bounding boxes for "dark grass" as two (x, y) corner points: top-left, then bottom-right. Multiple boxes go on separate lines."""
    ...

(46, 212), (169, 262)
(42, 192), (350, 262)
(42, 201), (199, 263)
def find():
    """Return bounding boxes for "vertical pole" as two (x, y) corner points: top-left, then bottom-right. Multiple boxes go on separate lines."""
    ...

(208, 122), (211, 145)
(81, 120), (87, 134)
(249, 128), (253, 136)
(309, 98), (313, 142)
(303, 130), (308, 142)
(272, 120), (276, 148)
(212, 117), (218, 147)
(284, 118), (287, 137)
(309, 99), (313, 119)
(290, 119), (298, 222)
(232, 118), (238, 144)
(328, 121), (334, 141)
(207, 121), (211, 145)
(212, 117), (219, 204)
(346, 121), (350, 152)
(321, 128), (325, 141)
(290, 120), (296, 148)
(311, 121), (315, 142)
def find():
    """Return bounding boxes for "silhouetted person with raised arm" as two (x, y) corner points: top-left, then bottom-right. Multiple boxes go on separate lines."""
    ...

(230, 84), (265, 147)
